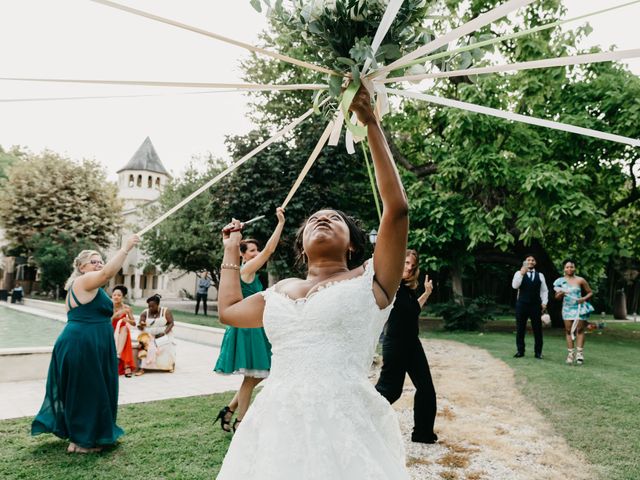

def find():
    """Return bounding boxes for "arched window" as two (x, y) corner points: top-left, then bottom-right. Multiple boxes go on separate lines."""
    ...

(155, 177), (161, 189)
(137, 175), (142, 187)
(147, 176), (152, 188)
(128, 175), (134, 187)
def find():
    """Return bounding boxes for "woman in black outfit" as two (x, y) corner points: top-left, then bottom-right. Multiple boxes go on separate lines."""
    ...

(375, 249), (438, 444)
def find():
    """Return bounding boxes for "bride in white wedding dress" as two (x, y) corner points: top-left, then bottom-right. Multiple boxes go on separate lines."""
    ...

(216, 86), (410, 480)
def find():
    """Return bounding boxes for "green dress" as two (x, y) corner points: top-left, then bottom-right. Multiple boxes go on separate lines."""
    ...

(214, 274), (272, 378)
(31, 285), (123, 448)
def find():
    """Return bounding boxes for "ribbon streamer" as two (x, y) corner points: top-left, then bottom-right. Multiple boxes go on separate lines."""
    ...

(388, 0), (640, 73)
(0, 90), (242, 103)
(387, 88), (640, 147)
(373, 0), (536, 77)
(0, 77), (327, 91)
(90, 0), (338, 77)
(137, 97), (330, 236)
(378, 49), (640, 84)
(280, 118), (336, 209)
(361, 0), (406, 76)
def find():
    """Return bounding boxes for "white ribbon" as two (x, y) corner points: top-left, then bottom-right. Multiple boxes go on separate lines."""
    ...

(361, 0), (406, 76)
(281, 118), (336, 208)
(377, 49), (640, 84)
(0, 77), (327, 91)
(137, 98), (329, 236)
(387, 88), (640, 148)
(90, 0), (338, 77)
(373, 0), (537, 77)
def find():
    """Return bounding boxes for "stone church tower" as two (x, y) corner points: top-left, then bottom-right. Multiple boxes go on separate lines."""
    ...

(108, 137), (197, 300)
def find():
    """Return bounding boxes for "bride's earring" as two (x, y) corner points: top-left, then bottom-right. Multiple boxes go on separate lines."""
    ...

(348, 250), (352, 261)
(302, 252), (307, 264)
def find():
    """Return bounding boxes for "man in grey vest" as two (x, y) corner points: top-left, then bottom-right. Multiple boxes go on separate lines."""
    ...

(512, 255), (548, 359)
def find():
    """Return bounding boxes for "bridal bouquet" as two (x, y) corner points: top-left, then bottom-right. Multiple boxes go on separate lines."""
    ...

(252, 0), (436, 95)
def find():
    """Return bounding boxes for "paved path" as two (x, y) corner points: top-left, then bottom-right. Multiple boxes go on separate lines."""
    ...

(0, 338), (241, 420)
(390, 339), (599, 480)
(0, 301), (241, 420)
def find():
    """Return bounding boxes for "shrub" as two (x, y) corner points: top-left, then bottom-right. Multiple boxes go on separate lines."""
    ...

(431, 296), (497, 331)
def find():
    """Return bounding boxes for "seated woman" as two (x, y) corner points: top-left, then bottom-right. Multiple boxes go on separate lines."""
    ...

(111, 285), (136, 377)
(136, 294), (176, 375)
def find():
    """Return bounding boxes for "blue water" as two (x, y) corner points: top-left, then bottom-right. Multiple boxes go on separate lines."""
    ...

(0, 304), (65, 348)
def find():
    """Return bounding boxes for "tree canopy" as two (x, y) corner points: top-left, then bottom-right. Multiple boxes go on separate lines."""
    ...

(0, 150), (122, 253)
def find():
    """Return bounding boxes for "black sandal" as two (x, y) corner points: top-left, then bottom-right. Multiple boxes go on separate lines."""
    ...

(232, 418), (241, 433)
(215, 406), (234, 432)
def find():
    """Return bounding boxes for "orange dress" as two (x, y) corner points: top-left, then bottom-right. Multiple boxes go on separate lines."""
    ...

(112, 312), (136, 375)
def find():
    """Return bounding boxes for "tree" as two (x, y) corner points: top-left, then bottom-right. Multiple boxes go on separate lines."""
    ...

(31, 229), (98, 294)
(0, 151), (123, 254)
(0, 145), (25, 180)
(384, 1), (640, 318)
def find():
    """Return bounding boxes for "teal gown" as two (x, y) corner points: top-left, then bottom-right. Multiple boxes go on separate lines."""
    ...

(214, 274), (272, 377)
(31, 286), (123, 448)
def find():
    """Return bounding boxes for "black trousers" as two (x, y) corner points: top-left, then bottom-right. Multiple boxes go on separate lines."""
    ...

(375, 335), (437, 441)
(195, 293), (208, 315)
(515, 301), (543, 355)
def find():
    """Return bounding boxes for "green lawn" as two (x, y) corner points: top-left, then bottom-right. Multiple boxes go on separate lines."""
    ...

(421, 319), (640, 480)
(0, 393), (235, 480)
(130, 305), (225, 330)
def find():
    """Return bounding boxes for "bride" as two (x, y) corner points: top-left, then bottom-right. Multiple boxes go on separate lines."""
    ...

(216, 86), (410, 479)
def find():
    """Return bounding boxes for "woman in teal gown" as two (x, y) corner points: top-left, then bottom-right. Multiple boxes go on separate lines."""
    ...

(214, 208), (285, 432)
(32, 235), (139, 453)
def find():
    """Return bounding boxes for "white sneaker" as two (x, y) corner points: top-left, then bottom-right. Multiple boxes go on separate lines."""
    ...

(576, 349), (584, 365)
(566, 349), (575, 365)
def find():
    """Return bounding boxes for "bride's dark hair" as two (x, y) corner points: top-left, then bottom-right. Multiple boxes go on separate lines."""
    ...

(294, 209), (367, 270)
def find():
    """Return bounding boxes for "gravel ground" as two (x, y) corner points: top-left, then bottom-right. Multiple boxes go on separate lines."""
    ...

(373, 339), (601, 480)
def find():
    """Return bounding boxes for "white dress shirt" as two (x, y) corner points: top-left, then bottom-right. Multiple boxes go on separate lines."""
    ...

(512, 270), (549, 305)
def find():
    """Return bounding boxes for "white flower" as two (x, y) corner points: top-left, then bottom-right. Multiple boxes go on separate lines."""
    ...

(299, 0), (337, 22)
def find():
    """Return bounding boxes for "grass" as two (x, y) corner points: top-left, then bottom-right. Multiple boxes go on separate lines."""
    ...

(421, 318), (640, 480)
(129, 306), (224, 330)
(0, 393), (235, 480)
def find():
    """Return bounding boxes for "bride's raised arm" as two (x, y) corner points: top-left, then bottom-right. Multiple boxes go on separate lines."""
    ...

(349, 87), (409, 308)
(218, 219), (266, 328)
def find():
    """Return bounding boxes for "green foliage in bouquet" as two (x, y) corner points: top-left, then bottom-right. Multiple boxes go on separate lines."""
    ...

(251, 0), (497, 99)
(254, 0), (433, 84)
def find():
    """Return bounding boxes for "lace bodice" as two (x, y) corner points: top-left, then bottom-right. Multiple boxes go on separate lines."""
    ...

(217, 259), (409, 480)
(262, 260), (392, 384)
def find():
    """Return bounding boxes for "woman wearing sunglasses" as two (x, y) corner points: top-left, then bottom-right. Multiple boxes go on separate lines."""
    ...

(31, 235), (140, 453)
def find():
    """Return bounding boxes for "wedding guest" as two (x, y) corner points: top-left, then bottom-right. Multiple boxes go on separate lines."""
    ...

(376, 249), (438, 444)
(32, 235), (140, 453)
(136, 294), (176, 375)
(553, 259), (594, 365)
(214, 208), (285, 432)
(111, 285), (136, 377)
(512, 254), (548, 359)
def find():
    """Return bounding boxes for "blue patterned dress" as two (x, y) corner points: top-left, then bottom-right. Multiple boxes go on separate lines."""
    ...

(553, 277), (593, 320)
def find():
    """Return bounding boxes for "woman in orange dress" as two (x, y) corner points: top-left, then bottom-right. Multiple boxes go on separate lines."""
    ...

(111, 285), (136, 377)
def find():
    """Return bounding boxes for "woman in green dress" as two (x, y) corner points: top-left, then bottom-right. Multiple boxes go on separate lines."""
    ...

(31, 235), (139, 453)
(214, 208), (285, 432)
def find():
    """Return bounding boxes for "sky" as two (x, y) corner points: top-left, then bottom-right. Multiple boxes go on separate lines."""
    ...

(0, 0), (638, 180)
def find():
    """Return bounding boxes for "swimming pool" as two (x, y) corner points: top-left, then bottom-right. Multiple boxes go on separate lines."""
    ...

(0, 304), (65, 348)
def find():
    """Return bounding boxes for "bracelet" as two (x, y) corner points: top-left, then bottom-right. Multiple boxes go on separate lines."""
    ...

(221, 263), (240, 271)
(120, 248), (131, 255)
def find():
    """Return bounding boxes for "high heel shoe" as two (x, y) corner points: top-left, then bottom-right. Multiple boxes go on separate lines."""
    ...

(232, 418), (241, 433)
(215, 406), (234, 432)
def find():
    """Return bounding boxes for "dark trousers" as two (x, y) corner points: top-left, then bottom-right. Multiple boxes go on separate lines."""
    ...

(515, 301), (543, 355)
(375, 336), (437, 441)
(195, 293), (208, 315)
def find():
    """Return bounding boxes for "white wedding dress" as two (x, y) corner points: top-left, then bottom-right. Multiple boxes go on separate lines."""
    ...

(216, 260), (409, 480)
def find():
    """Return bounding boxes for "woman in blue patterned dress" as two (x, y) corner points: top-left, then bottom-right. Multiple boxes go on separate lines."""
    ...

(214, 208), (285, 432)
(553, 259), (593, 365)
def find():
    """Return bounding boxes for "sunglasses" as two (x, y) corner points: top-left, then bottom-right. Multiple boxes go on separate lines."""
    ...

(89, 259), (104, 266)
